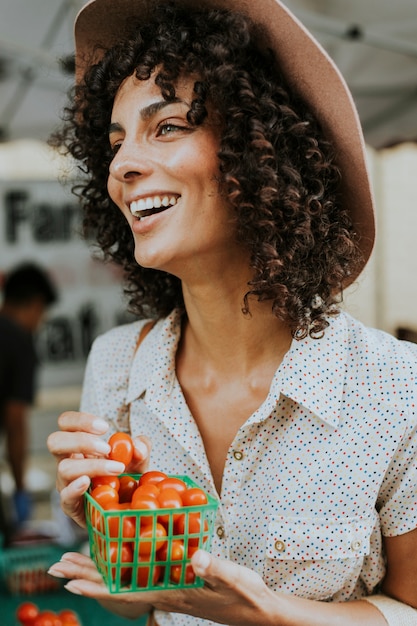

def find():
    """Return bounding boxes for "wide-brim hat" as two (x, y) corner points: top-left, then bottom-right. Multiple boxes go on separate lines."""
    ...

(74, 0), (375, 285)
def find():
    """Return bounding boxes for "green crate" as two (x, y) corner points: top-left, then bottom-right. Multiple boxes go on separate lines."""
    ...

(0, 542), (65, 595)
(85, 474), (218, 594)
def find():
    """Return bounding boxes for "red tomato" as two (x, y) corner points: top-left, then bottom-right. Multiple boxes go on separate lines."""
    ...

(138, 470), (167, 486)
(90, 484), (119, 509)
(90, 475), (120, 491)
(106, 541), (133, 584)
(108, 432), (134, 466)
(158, 477), (187, 495)
(132, 483), (160, 498)
(181, 487), (208, 507)
(16, 601), (39, 625)
(156, 538), (184, 563)
(135, 554), (162, 588)
(175, 512), (209, 547)
(157, 488), (184, 525)
(90, 505), (104, 532)
(130, 492), (159, 527)
(57, 610), (80, 625)
(170, 562), (196, 585)
(33, 611), (62, 626)
(107, 513), (136, 539)
(118, 475), (137, 503)
(138, 522), (167, 556)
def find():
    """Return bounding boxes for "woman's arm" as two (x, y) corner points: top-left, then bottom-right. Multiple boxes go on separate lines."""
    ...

(48, 541), (417, 625)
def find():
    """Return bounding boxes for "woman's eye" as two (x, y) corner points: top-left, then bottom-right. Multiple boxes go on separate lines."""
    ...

(158, 122), (186, 136)
(110, 142), (122, 156)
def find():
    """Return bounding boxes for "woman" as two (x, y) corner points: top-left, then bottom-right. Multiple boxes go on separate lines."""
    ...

(47, 1), (417, 624)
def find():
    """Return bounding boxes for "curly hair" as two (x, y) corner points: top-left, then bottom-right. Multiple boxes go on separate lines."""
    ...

(51, 3), (362, 338)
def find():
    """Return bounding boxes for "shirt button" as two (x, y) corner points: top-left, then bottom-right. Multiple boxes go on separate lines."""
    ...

(274, 540), (286, 553)
(351, 540), (362, 552)
(233, 450), (244, 461)
(216, 526), (225, 538)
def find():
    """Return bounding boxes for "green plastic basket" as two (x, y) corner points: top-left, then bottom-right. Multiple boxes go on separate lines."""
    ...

(85, 474), (218, 593)
(0, 543), (65, 595)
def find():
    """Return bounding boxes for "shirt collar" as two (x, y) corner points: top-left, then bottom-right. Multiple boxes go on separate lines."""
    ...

(127, 309), (349, 428)
(277, 313), (349, 428)
(126, 309), (182, 404)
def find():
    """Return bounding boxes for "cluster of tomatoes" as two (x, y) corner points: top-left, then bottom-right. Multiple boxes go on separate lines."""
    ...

(16, 602), (81, 626)
(86, 433), (213, 591)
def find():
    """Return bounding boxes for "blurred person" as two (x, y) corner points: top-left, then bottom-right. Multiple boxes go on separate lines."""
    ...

(0, 261), (57, 537)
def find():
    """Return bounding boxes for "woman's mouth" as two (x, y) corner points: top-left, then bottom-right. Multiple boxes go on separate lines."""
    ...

(130, 194), (179, 220)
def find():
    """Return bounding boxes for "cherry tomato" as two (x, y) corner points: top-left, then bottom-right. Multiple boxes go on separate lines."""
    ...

(138, 522), (167, 556)
(105, 541), (133, 584)
(108, 432), (134, 466)
(90, 505), (104, 532)
(181, 487), (208, 507)
(138, 470), (167, 486)
(90, 484), (119, 509)
(16, 601), (39, 625)
(135, 554), (162, 588)
(157, 487), (184, 525)
(175, 512), (209, 547)
(170, 562), (196, 585)
(33, 611), (62, 626)
(158, 477), (187, 495)
(118, 475), (137, 503)
(132, 483), (160, 499)
(91, 475), (120, 491)
(57, 610), (80, 625)
(156, 538), (184, 563)
(130, 492), (159, 527)
(107, 512), (136, 538)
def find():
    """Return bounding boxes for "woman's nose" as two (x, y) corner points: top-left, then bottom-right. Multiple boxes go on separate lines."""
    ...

(109, 142), (152, 182)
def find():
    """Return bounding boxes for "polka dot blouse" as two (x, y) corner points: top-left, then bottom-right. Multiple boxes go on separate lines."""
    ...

(81, 309), (417, 626)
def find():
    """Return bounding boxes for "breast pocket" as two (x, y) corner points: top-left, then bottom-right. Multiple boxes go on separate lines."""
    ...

(264, 515), (376, 599)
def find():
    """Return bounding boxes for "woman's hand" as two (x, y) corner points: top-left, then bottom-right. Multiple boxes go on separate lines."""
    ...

(46, 411), (151, 527)
(48, 549), (388, 625)
(48, 549), (279, 625)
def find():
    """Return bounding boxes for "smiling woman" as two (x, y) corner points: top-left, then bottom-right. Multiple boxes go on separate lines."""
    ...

(46, 1), (417, 626)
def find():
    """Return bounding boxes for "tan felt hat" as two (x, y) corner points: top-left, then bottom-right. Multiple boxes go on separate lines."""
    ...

(74, 0), (376, 284)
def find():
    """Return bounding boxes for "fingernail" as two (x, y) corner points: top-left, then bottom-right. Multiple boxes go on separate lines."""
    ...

(133, 439), (148, 459)
(192, 550), (210, 574)
(47, 566), (66, 578)
(91, 418), (109, 434)
(73, 475), (90, 491)
(64, 582), (83, 595)
(104, 460), (125, 474)
(95, 440), (111, 455)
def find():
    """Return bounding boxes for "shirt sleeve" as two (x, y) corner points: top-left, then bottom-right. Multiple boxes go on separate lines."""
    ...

(377, 343), (417, 536)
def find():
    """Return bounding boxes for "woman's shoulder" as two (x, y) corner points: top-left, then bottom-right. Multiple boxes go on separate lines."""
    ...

(342, 311), (417, 365)
(89, 319), (154, 368)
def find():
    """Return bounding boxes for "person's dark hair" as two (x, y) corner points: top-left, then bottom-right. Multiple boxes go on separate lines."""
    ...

(2, 262), (57, 307)
(51, 3), (362, 338)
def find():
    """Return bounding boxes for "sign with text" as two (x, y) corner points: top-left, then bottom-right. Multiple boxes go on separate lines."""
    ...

(0, 180), (132, 389)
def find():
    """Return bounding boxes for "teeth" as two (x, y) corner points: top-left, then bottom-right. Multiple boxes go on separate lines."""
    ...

(130, 195), (178, 217)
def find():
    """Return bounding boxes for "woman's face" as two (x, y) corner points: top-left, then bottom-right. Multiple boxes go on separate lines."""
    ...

(107, 72), (246, 281)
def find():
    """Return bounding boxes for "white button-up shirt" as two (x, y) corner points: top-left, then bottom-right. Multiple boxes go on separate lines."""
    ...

(81, 309), (417, 626)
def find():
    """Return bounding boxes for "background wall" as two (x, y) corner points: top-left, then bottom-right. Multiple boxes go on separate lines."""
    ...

(343, 143), (417, 336)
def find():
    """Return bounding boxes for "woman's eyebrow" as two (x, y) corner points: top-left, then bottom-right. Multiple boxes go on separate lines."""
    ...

(109, 98), (184, 134)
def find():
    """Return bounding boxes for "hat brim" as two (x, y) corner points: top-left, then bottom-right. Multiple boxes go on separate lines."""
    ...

(74, 0), (375, 286)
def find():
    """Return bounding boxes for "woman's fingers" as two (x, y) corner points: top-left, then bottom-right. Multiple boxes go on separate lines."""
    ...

(129, 435), (152, 473)
(57, 457), (124, 486)
(48, 430), (111, 461)
(49, 552), (104, 583)
(57, 411), (110, 434)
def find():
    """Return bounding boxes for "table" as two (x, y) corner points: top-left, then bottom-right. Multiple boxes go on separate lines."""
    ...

(2, 589), (148, 625)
